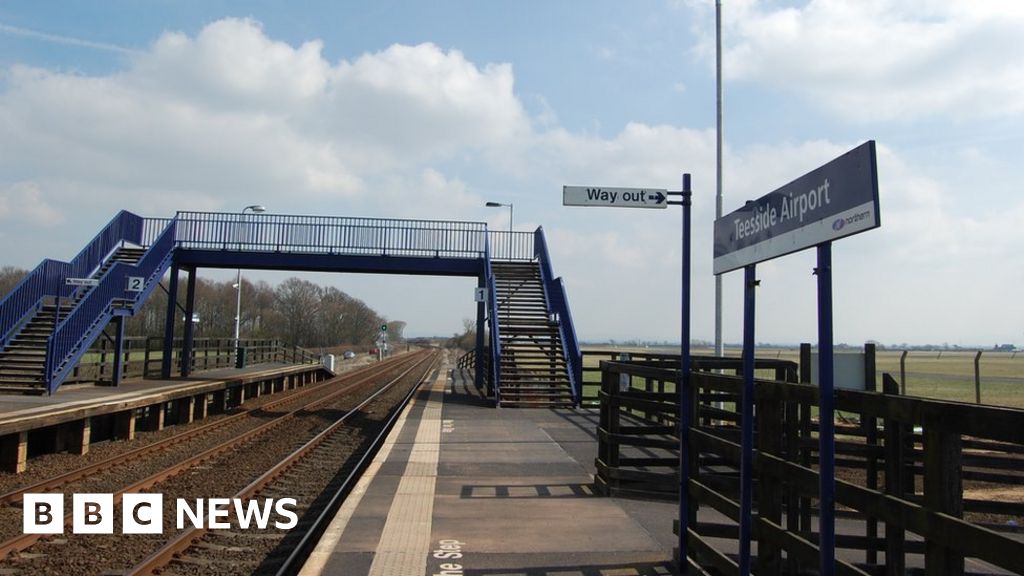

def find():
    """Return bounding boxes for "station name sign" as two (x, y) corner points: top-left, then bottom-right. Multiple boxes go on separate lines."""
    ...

(713, 141), (880, 275)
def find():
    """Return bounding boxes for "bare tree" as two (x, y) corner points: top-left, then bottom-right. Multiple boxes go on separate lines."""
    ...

(274, 278), (323, 347)
(0, 266), (28, 300)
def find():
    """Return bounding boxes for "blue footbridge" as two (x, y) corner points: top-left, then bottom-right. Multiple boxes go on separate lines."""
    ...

(0, 211), (581, 405)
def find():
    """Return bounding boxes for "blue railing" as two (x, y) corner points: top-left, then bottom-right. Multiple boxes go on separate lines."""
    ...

(535, 227), (581, 405)
(0, 211), (144, 350)
(141, 217), (174, 247)
(488, 231), (534, 261)
(484, 234), (502, 404)
(173, 212), (488, 258)
(45, 219), (177, 393)
(125, 219), (178, 313)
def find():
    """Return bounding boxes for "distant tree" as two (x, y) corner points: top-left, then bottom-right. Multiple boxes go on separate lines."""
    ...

(275, 278), (322, 347)
(0, 266), (28, 300)
(1, 261), (401, 350)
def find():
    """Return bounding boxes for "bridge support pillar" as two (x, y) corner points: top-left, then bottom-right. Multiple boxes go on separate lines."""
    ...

(161, 264), (180, 379)
(475, 275), (486, 389)
(112, 316), (126, 386)
(181, 267), (197, 378)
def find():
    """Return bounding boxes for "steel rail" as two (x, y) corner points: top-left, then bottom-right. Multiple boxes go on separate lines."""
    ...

(0, 351), (429, 559)
(0, 358), (404, 507)
(126, 350), (440, 576)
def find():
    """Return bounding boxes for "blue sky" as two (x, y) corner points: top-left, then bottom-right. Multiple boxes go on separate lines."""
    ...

(1, 1), (1022, 347)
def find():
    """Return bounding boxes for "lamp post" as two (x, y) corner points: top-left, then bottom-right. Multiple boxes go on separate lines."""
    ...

(485, 201), (513, 258)
(234, 205), (266, 356)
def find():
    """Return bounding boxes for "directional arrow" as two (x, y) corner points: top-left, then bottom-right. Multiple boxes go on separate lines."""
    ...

(563, 186), (669, 209)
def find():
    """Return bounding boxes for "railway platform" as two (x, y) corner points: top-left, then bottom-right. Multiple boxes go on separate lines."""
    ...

(301, 365), (678, 576)
(0, 361), (330, 473)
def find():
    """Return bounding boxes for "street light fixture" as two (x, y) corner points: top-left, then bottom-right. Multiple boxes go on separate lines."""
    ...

(234, 204), (266, 355)
(485, 201), (513, 258)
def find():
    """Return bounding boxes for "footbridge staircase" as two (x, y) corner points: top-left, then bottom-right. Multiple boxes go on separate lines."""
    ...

(0, 211), (581, 406)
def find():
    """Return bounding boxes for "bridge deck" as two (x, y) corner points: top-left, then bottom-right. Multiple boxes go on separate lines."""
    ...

(301, 358), (678, 576)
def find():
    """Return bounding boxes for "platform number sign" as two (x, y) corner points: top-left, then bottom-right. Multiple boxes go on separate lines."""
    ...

(126, 277), (145, 292)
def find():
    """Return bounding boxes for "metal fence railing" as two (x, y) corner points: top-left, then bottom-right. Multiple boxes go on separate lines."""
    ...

(172, 212), (490, 258)
(535, 227), (580, 404)
(488, 231), (534, 261)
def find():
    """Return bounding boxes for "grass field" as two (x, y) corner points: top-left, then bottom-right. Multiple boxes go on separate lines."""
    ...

(579, 345), (1024, 409)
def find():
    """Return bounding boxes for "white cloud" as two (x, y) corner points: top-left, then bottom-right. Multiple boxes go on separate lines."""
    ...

(0, 181), (63, 226)
(131, 18), (329, 106)
(1, 15), (1021, 346)
(696, 0), (1024, 122)
(0, 19), (531, 226)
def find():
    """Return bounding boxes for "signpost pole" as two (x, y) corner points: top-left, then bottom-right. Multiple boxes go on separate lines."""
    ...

(738, 263), (757, 576)
(817, 241), (836, 576)
(678, 173), (692, 574)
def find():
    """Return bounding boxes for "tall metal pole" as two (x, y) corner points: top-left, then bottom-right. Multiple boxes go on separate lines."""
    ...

(714, 0), (724, 359)
(678, 174), (693, 574)
(234, 205), (265, 353)
(508, 203), (513, 258)
(738, 263), (756, 576)
(233, 267), (243, 347)
(817, 242), (836, 576)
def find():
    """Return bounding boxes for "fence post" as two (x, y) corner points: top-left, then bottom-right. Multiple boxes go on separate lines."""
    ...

(974, 350), (982, 404)
(864, 343), (879, 565)
(923, 414), (964, 576)
(756, 391), (783, 576)
(144, 337), (156, 378)
(798, 343), (813, 535)
(99, 336), (108, 382)
(900, 350), (908, 395)
(784, 394), (801, 575)
(882, 373), (906, 576)
(597, 361), (620, 495)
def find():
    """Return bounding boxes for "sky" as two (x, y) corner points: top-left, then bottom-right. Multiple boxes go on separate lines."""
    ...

(0, 1), (1022, 347)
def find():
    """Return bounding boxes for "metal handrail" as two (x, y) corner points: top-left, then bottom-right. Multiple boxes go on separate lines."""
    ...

(487, 231), (535, 261)
(46, 220), (177, 393)
(173, 211), (489, 258)
(535, 227), (581, 405)
(484, 234), (502, 404)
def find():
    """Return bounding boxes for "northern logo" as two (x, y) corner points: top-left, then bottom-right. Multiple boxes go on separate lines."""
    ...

(832, 218), (845, 231)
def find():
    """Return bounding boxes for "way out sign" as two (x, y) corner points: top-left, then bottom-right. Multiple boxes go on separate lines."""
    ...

(713, 141), (880, 274)
(563, 186), (667, 209)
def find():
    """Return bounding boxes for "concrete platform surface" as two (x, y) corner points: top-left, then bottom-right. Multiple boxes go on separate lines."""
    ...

(301, 361), (678, 576)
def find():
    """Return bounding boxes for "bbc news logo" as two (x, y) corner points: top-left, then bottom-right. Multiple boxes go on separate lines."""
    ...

(23, 493), (298, 535)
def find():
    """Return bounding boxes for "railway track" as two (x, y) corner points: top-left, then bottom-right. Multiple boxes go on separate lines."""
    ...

(0, 349), (440, 575)
(0, 357), (404, 507)
(131, 349), (442, 576)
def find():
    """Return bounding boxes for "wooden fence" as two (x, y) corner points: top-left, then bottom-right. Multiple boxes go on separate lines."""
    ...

(596, 354), (1024, 576)
(63, 336), (320, 385)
